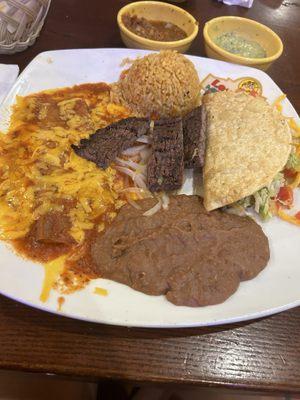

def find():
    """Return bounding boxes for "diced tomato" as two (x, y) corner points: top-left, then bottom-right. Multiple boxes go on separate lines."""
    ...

(284, 168), (297, 179)
(275, 201), (281, 210)
(295, 211), (300, 220)
(249, 89), (259, 97)
(276, 186), (294, 207)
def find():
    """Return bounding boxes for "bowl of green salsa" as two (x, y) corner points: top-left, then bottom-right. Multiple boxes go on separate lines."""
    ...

(203, 16), (283, 71)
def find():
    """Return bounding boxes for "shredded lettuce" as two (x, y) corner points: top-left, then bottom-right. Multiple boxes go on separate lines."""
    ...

(237, 173), (284, 220)
(286, 152), (300, 172)
(233, 151), (300, 220)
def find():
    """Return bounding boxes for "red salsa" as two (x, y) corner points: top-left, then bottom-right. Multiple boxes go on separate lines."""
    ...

(122, 14), (187, 42)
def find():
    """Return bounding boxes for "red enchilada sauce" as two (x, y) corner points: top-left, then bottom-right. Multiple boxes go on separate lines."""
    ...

(12, 212), (75, 263)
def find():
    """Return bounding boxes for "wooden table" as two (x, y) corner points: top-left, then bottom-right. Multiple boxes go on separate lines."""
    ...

(0, 0), (299, 395)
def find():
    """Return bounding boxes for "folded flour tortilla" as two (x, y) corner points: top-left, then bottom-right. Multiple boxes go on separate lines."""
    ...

(203, 90), (291, 211)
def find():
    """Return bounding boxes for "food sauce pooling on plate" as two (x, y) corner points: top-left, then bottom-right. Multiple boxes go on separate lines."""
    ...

(122, 14), (187, 42)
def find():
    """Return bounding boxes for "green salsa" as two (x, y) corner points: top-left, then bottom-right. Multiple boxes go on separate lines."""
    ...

(214, 32), (266, 59)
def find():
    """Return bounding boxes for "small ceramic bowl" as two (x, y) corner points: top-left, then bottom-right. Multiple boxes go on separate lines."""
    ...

(117, 1), (199, 54)
(203, 16), (283, 71)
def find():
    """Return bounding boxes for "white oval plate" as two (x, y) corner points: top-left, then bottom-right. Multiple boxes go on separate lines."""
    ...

(0, 48), (299, 327)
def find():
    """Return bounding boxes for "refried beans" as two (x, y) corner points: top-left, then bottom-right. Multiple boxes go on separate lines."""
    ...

(91, 195), (270, 307)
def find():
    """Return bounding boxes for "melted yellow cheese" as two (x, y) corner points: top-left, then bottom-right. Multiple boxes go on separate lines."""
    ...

(0, 84), (131, 243)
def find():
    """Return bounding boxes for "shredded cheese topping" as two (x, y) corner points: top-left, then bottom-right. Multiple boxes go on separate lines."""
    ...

(0, 84), (131, 243)
(94, 287), (108, 296)
(40, 256), (66, 302)
(276, 208), (300, 227)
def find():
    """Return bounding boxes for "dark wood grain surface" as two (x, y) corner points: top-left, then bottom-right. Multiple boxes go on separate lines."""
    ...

(0, 0), (299, 393)
(1, 296), (300, 394)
